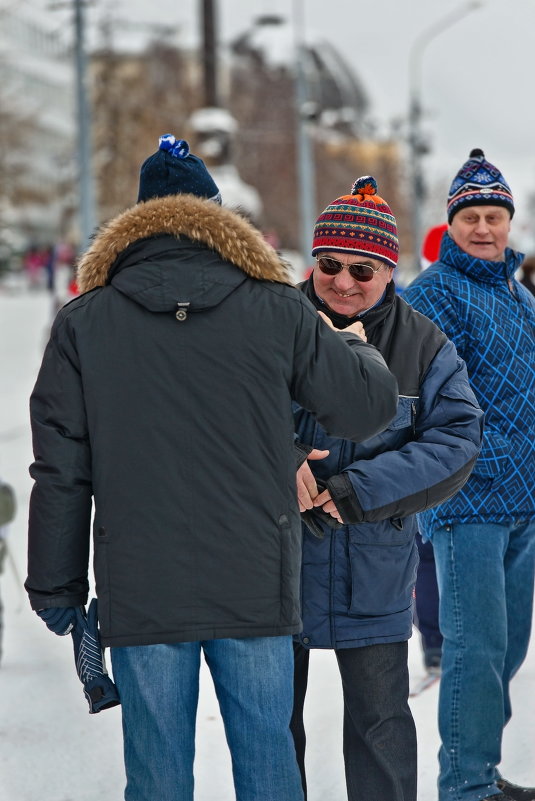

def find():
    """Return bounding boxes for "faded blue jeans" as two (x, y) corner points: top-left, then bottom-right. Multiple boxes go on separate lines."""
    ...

(432, 521), (535, 801)
(111, 636), (304, 801)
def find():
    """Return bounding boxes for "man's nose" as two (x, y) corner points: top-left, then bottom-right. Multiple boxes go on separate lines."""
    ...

(333, 266), (356, 289)
(474, 218), (490, 234)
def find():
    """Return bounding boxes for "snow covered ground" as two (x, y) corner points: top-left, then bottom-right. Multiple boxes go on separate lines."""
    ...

(0, 284), (533, 800)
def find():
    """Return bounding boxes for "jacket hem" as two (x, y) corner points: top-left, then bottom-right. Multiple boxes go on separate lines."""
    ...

(102, 623), (301, 648)
(295, 630), (412, 650)
(420, 511), (535, 539)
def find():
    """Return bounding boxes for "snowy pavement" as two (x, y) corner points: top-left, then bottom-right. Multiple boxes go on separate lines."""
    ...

(1, 287), (533, 800)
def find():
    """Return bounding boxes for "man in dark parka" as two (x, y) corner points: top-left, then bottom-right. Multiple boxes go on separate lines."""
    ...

(25, 136), (398, 801)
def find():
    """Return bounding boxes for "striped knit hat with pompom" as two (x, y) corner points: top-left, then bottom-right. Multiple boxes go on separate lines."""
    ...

(447, 148), (514, 223)
(311, 176), (399, 268)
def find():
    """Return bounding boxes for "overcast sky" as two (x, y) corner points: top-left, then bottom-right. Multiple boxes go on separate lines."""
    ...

(27, 0), (535, 248)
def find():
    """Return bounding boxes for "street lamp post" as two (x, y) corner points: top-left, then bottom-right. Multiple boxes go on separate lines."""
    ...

(292, 0), (316, 267)
(74, 0), (97, 254)
(408, 1), (482, 264)
(201, 0), (219, 107)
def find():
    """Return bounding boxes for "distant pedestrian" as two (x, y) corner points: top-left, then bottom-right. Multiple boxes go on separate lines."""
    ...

(43, 245), (56, 293)
(518, 254), (535, 297)
(405, 148), (535, 801)
(23, 246), (43, 289)
(0, 476), (17, 665)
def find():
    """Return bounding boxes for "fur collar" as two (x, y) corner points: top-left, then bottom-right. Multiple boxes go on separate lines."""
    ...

(77, 195), (292, 293)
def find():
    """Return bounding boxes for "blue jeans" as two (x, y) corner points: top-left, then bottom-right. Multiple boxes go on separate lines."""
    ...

(432, 521), (535, 801)
(111, 636), (304, 801)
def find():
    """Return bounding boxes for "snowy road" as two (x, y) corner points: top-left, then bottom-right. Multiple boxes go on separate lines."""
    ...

(1, 286), (533, 800)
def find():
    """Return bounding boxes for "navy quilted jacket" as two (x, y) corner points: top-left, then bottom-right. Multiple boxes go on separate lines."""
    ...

(294, 280), (483, 649)
(404, 233), (535, 536)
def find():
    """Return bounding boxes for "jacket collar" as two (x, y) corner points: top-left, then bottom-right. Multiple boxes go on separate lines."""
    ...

(439, 231), (524, 284)
(77, 194), (291, 293)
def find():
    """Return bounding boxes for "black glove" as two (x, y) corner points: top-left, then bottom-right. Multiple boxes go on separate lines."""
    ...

(37, 606), (79, 635)
(300, 478), (344, 539)
(71, 599), (120, 714)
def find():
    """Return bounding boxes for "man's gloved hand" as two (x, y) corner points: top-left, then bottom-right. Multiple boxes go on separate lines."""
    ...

(300, 478), (344, 539)
(36, 606), (79, 635)
(301, 507), (344, 538)
(71, 599), (120, 714)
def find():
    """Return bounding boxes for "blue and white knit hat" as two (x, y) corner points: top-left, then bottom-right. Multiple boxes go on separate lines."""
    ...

(137, 134), (221, 204)
(447, 148), (514, 223)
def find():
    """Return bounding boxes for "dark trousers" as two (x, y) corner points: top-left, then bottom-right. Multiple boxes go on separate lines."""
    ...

(291, 641), (417, 801)
(414, 533), (443, 656)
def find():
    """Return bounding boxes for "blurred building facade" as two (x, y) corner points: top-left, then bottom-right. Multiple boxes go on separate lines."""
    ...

(0, 3), (75, 257)
(2, 4), (409, 281)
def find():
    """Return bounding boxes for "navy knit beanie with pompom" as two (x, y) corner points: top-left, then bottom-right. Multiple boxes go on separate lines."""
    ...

(447, 148), (514, 223)
(137, 134), (221, 204)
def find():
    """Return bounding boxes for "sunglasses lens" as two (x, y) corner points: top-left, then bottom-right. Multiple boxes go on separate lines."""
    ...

(348, 264), (375, 282)
(317, 257), (342, 275)
(317, 257), (378, 282)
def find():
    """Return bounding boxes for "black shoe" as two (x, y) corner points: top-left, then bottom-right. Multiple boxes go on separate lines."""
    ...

(496, 779), (535, 801)
(423, 647), (442, 672)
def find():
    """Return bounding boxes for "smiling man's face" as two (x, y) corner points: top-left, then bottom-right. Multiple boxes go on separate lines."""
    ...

(312, 251), (394, 317)
(449, 205), (511, 262)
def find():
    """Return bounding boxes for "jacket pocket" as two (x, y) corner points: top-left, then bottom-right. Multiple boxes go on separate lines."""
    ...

(347, 522), (418, 616)
(93, 525), (112, 634)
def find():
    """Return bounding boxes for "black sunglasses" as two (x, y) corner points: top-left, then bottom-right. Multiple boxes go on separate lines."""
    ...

(316, 256), (383, 283)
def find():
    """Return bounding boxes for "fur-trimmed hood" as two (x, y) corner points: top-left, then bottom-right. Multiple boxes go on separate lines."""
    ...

(77, 194), (292, 294)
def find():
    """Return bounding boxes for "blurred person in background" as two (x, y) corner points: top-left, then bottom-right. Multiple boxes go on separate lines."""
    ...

(0, 476), (17, 666)
(23, 245), (45, 290)
(404, 149), (535, 801)
(291, 176), (483, 801)
(518, 254), (535, 297)
(25, 135), (398, 801)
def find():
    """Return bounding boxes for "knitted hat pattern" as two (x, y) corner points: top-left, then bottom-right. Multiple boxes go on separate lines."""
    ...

(137, 134), (221, 204)
(447, 148), (514, 223)
(312, 176), (399, 268)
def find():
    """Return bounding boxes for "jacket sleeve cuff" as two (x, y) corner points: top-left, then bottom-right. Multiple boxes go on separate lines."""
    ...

(326, 473), (364, 524)
(295, 440), (313, 468)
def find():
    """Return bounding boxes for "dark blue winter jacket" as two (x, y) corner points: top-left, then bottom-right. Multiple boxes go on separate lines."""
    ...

(404, 233), (535, 536)
(294, 279), (483, 649)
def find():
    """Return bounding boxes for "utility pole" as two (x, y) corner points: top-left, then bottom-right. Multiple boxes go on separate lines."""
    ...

(293, 0), (316, 267)
(74, 0), (97, 253)
(48, 0), (97, 253)
(201, 0), (219, 107)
